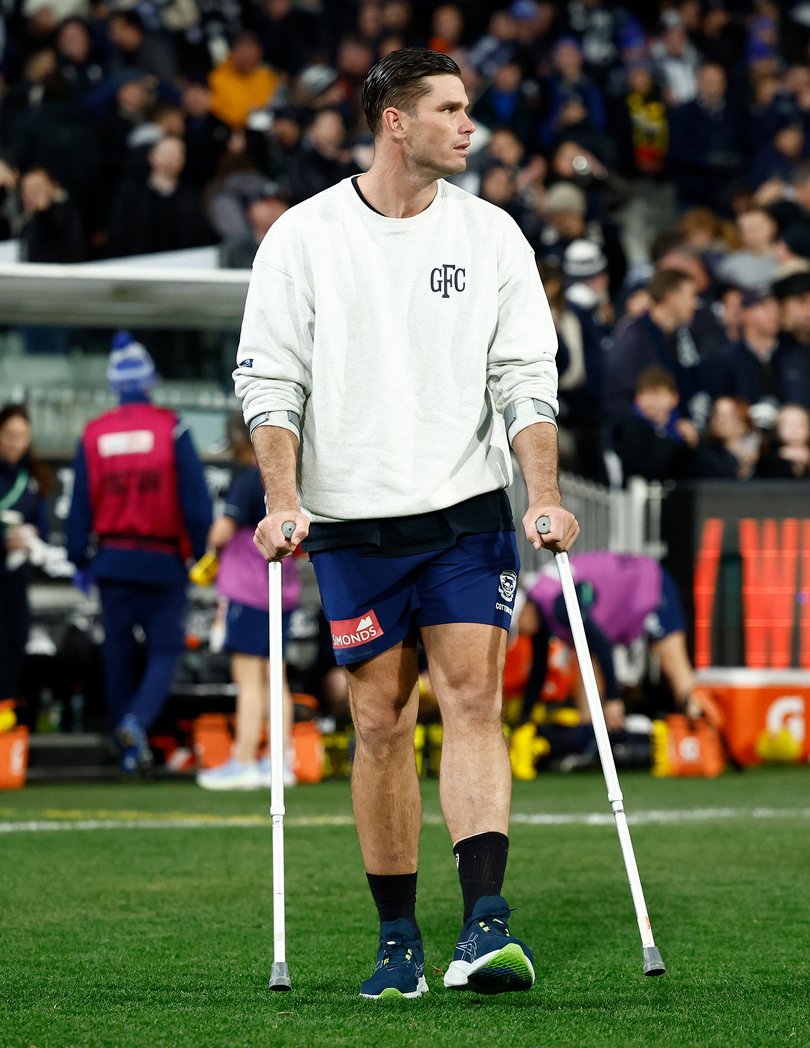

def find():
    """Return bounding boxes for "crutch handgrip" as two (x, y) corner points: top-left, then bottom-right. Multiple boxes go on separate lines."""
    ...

(281, 520), (296, 540)
(536, 515), (551, 535)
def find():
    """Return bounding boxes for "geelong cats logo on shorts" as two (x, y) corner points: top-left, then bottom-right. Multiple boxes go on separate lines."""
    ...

(498, 570), (518, 602)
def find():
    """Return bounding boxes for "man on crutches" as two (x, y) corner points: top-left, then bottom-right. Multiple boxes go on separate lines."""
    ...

(236, 48), (578, 999)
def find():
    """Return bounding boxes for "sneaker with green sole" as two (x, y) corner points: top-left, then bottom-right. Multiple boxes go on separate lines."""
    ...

(360, 919), (428, 1000)
(443, 895), (535, 994)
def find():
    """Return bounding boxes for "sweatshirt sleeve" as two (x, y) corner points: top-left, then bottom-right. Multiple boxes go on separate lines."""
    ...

(173, 423), (213, 561)
(66, 442), (92, 568)
(233, 250), (314, 437)
(485, 217), (559, 444)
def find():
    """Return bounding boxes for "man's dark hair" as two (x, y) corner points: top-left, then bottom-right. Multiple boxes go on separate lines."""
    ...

(110, 9), (144, 33)
(649, 267), (694, 304)
(649, 228), (686, 263)
(361, 48), (462, 136)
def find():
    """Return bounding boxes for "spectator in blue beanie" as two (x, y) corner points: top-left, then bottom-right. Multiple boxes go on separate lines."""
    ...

(66, 333), (212, 774)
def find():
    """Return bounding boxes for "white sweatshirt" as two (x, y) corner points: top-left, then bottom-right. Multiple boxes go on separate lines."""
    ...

(234, 177), (558, 523)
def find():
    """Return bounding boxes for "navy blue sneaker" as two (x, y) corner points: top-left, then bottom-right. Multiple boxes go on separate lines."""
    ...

(114, 714), (153, 775)
(443, 895), (535, 994)
(360, 919), (428, 1000)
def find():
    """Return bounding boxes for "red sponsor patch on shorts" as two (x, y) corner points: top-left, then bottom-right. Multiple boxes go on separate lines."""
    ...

(330, 610), (384, 649)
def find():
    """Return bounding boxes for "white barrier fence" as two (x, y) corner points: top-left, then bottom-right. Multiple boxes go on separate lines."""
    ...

(508, 464), (666, 568)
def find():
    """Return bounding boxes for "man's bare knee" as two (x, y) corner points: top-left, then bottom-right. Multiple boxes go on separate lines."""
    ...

(352, 697), (416, 760)
(440, 678), (503, 730)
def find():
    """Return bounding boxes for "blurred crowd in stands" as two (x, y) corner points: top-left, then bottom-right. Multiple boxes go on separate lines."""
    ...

(3, 0), (810, 484)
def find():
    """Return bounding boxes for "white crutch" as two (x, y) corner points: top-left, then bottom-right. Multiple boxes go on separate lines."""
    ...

(268, 520), (296, 991)
(536, 516), (666, 976)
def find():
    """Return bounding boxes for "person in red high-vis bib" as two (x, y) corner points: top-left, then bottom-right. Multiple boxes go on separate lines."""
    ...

(67, 333), (212, 774)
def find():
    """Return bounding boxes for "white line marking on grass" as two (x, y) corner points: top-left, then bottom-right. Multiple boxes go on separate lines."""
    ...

(1, 807), (810, 833)
(511, 807), (810, 827)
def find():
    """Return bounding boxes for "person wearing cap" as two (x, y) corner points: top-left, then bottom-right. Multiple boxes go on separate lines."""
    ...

(771, 259), (810, 388)
(66, 334), (212, 774)
(561, 238), (613, 345)
(538, 178), (627, 297)
(292, 63), (347, 119)
(538, 181), (591, 268)
(710, 286), (810, 426)
(562, 237), (611, 318)
(555, 238), (612, 481)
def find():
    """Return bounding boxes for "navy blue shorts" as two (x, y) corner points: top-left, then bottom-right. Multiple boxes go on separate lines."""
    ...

(643, 567), (686, 641)
(224, 601), (292, 658)
(310, 530), (520, 666)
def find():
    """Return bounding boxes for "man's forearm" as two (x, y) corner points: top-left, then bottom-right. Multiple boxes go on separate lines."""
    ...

(251, 425), (300, 511)
(511, 422), (561, 505)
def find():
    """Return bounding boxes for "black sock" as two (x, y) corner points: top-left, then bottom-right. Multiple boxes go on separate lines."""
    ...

(367, 872), (418, 930)
(453, 832), (509, 921)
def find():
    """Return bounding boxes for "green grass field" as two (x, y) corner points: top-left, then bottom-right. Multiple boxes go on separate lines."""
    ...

(3, 767), (809, 1048)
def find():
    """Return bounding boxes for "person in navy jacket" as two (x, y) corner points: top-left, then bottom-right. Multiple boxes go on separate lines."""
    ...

(710, 286), (810, 424)
(67, 333), (212, 773)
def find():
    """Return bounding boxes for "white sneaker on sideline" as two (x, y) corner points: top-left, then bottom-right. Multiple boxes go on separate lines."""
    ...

(258, 756), (297, 789)
(197, 758), (263, 791)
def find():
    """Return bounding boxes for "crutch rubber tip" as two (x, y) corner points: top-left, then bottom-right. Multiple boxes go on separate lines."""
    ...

(269, 962), (292, 990)
(643, 947), (667, 976)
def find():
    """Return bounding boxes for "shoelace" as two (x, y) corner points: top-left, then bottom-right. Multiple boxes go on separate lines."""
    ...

(378, 935), (415, 969)
(480, 916), (509, 935)
(476, 907), (516, 935)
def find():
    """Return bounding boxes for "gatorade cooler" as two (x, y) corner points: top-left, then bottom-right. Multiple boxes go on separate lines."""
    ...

(696, 669), (810, 766)
(193, 713), (234, 769)
(0, 726), (29, 789)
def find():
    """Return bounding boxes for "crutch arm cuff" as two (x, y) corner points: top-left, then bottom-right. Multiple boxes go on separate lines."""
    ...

(504, 399), (557, 444)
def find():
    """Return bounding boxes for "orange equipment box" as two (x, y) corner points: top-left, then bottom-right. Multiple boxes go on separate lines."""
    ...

(696, 669), (810, 766)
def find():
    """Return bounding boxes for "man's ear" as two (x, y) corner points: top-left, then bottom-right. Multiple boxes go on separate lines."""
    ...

(381, 106), (406, 139)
